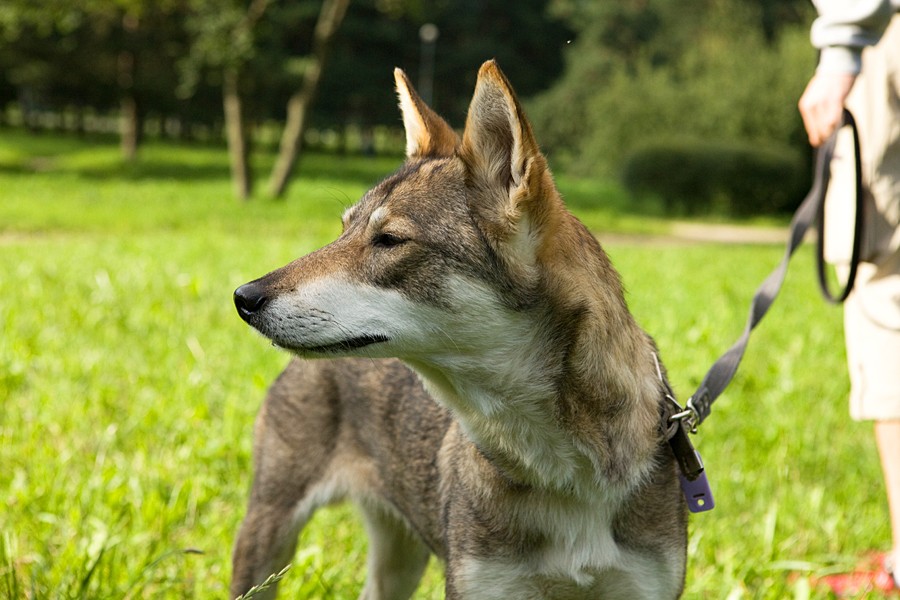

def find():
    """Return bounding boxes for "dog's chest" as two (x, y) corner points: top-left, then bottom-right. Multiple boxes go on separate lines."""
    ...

(530, 491), (623, 584)
(455, 501), (626, 598)
(451, 477), (627, 590)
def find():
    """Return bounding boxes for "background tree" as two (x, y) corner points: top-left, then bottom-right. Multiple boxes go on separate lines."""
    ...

(314, 0), (571, 133)
(0, 1), (191, 157)
(116, 3), (190, 160)
(182, 0), (272, 200)
(267, 0), (350, 198)
(0, 2), (119, 132)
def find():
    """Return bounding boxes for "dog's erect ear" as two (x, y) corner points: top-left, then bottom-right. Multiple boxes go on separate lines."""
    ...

(459, 60), (554, 245)
(394, 68), (458, 158)
(460, 60), (538, 189)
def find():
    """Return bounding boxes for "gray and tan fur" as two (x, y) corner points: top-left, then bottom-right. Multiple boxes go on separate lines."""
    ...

(231, 60), (688, 599)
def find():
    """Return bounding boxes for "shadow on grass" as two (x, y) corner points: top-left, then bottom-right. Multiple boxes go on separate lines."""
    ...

(0, 159), (233, 182)
(0, 128), (405, 188)
(73, 153), (404, 186)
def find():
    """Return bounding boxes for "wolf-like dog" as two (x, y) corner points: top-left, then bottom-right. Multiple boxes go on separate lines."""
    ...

(231, 60), (688, 599)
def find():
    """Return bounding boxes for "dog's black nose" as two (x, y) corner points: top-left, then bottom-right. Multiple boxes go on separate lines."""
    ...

(234, 282), (268, 322)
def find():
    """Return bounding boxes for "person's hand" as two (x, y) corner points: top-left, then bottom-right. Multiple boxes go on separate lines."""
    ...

(798, 71), (857, 147)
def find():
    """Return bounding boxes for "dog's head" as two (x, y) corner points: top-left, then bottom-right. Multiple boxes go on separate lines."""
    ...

(234, 61), (610, 363)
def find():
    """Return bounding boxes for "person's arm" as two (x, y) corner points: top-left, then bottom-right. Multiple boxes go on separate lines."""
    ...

(799, 0), (896, 146)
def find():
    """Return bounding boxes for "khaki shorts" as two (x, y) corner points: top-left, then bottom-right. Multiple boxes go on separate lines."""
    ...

(845, 253), (900, 421)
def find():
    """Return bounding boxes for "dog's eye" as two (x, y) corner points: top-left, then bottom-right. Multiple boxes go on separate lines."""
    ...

(372, 232), (406, 248)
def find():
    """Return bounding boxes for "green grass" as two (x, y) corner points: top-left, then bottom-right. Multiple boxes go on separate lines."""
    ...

(0, 130), (890, 599)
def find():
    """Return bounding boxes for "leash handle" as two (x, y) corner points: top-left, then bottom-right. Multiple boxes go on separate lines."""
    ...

(688, 111), (859, 427)
(816, 110), (863, 303)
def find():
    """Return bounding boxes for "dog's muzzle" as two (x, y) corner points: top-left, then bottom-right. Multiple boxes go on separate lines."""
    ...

(234, 281), (268, 323)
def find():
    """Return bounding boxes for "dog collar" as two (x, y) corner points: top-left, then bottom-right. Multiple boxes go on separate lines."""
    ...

(655, 353), (715, 514)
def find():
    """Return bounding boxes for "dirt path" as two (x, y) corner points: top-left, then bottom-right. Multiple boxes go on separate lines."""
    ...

(671, 221), (789, 244)
(0, 221), (792, 247)
(600, 221), (789, 246)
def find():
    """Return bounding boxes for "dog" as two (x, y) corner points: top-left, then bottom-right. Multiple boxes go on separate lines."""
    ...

(231, 60), (688, 599)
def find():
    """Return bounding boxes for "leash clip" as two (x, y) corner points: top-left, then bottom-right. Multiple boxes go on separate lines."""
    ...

(668, 397), (699, 434)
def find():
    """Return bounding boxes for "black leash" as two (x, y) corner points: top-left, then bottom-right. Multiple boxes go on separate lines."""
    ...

(665, 110), (862, 512)
(817, 110), (864, 304)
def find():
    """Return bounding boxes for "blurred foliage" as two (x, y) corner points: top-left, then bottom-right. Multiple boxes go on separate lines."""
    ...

(528, 0), (818, 214)
(622, 139), (808, 216)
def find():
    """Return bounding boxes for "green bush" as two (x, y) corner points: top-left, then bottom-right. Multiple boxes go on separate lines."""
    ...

(621, 139), (809, 216)
(528, 4), (816, 186)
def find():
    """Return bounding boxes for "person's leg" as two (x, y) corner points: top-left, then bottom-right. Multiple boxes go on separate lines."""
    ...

(875, 419), (900, 584)
(817, 263), (900, 594)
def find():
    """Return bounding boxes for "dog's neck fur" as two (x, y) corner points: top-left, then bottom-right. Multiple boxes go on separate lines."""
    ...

(405, 212), (662, 497)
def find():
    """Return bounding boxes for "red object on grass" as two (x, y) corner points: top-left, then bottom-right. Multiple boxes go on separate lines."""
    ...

(814, 553), (898, 597)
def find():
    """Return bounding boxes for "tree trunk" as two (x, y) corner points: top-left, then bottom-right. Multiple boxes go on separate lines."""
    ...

(219, 0), (269, 201)
(119, 95), (141, 161)
(223, 68), (252, 201)
(118, 14), (140, 161)
(267, 0), (350, 198)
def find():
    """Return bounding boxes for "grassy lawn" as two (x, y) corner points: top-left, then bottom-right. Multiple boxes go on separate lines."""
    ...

(0, 130), (890, 599)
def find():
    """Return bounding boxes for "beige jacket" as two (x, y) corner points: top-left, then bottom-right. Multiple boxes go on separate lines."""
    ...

(824, 17), (900, 328)
(824, 17), (900, 265)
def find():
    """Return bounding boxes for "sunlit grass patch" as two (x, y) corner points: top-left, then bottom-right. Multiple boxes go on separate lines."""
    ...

(0, 132), (891, 598)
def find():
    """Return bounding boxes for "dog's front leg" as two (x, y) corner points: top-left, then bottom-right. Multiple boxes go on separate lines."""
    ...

(231, 496), (304, 600)
(357, 502), (431, 600)
(231, 361), (344, 599)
